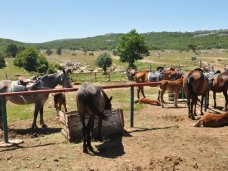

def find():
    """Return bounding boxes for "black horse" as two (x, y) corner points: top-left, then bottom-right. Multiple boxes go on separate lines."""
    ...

(76, 84), (112, 153)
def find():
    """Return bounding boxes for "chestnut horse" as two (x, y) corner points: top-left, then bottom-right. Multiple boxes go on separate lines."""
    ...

(76, 84), (112, 153)
(183, 69), (209, 119)
(158, 79), (183, 108)
(209, 71), (228, 111)
(128, 68), (183, 99)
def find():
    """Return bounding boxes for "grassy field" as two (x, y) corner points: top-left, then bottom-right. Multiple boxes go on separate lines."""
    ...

(1, 49), (228, 125)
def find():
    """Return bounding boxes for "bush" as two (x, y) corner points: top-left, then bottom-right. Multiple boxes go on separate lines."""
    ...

(0, 54), (6, 68)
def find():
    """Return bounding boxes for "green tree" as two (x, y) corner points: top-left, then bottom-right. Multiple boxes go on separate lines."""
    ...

(0, 53), (6, 68)
(56, 48), (62, 55)
(5, 44), (19, 57)
(96, 52), (112, 74)
(117, 29), (149, 69)
(14, 48), (49, 73)
(45, 48), (53, 56)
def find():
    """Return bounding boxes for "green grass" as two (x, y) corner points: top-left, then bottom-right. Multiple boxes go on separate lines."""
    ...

(1, 49), (228, 125)
(0, 58), (30, 80)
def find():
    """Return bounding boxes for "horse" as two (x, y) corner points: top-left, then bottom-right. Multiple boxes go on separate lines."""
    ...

(76, 84), (112, 153)
(134, 98), (161, 106)
(0, 69), (72, 129)
(183, 69), (209, 119)
(194, 113), (228, 127)
(209, 71), (228, 111)
(127, 68), (183, 99)
(157, 79), (183, 108)
(53, 92), (67, 113)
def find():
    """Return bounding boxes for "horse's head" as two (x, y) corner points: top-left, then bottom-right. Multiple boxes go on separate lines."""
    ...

(60, 69), (73, 88)
(127, 69), (137, 80)
(105, 96), (112, 110)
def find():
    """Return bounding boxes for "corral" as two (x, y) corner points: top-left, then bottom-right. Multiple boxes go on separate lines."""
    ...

(0, 50), (228, 170)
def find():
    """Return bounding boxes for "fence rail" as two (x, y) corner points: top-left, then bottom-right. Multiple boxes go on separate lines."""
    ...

(0, 82), (161, 144)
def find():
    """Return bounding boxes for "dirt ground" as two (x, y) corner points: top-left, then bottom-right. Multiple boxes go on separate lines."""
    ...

(0, 99), (228, 171)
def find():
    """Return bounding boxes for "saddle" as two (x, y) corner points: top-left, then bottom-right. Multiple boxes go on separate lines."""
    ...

(148, 71), (162, 82)
(12, 77), (39, 92)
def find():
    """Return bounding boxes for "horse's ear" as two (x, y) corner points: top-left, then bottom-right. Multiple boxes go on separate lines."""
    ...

(109, 96), (113, 101)
(52, 94), (55, 97)
(63, 69), (66, 74)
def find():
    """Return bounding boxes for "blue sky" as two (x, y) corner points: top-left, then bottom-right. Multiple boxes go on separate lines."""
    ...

(0, 0), (227, 43)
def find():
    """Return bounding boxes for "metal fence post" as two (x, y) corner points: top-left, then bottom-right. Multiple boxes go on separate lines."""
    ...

(130, 86), (134, 127)
(1, 96), (8, 143)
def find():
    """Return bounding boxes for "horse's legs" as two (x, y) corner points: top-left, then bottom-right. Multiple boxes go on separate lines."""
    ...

(160, 90), (165, 108)
(157, 90), (160, 101)
(137, 87), (140, 99)
(200, 95), (204, 115)
(193, 97), (197, 117)
(213, 91), (217, 108)
(141, 86), (146, 98)
(97, 117), (103, 142)
(40, 106), (47, 128)
(187, 97), (191, 118)
(174, 91), (178, 107)
(190, 97), (196, 120)
(81, 115), (88, 153)
(64, 103), (68, 112)
(87, 115), (95, 151)
(223, 90), (228, 111)
(32, 104), (39, 129)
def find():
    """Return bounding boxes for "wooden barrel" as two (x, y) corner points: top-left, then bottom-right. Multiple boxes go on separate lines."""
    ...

(168, 91), (174, 101)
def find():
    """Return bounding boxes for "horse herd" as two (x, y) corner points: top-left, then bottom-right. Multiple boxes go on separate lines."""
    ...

(0, 67), (228, 153)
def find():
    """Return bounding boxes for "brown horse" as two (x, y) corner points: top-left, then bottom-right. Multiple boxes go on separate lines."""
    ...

(53, 92), (67, 112)
(183, 69), (209, 119)
(158, 79), (183, 108)
(194, 113), (228, 127)
(209, 71), (228, 110)
(76, 84), (112, 153)
(128, 68), (183, 99)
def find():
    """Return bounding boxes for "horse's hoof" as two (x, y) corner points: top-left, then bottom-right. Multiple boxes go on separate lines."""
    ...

(41, 124), (48, 128)
(31, 125), (38, 130)
(200, 113), (204, 116)
(88, 145), (94, 151)
(83, 148), (88, 153)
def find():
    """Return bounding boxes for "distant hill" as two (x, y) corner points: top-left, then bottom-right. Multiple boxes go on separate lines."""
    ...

(1, 29), (228, 53)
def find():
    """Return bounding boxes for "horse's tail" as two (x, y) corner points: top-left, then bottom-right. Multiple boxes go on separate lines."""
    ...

(187, 75), (195, 98)
(85, 94), (108, 120)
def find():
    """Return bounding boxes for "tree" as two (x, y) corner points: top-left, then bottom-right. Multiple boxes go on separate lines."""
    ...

(117, 29), (149, 68)
(5, 44), (19, 57)
(56, 48), (62, 55)
(96, 52), (112, 74)
(0, 53), (6, 68)
(188, 44), (199, 55)
(45, 48), (53, 56)
(14, 48), (49, 73)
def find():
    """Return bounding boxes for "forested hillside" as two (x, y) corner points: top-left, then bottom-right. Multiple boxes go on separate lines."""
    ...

(1, 30), (228, 53)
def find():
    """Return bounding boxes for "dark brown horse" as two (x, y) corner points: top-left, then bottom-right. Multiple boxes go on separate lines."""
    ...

(128, 68), (183, 99)
(183, 69), (209, 119)
(209, 71), (228, 111)
(76, 84), (112, 153)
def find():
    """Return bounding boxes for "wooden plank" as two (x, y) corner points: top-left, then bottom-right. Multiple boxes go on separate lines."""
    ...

(59, 108), (124, 142)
